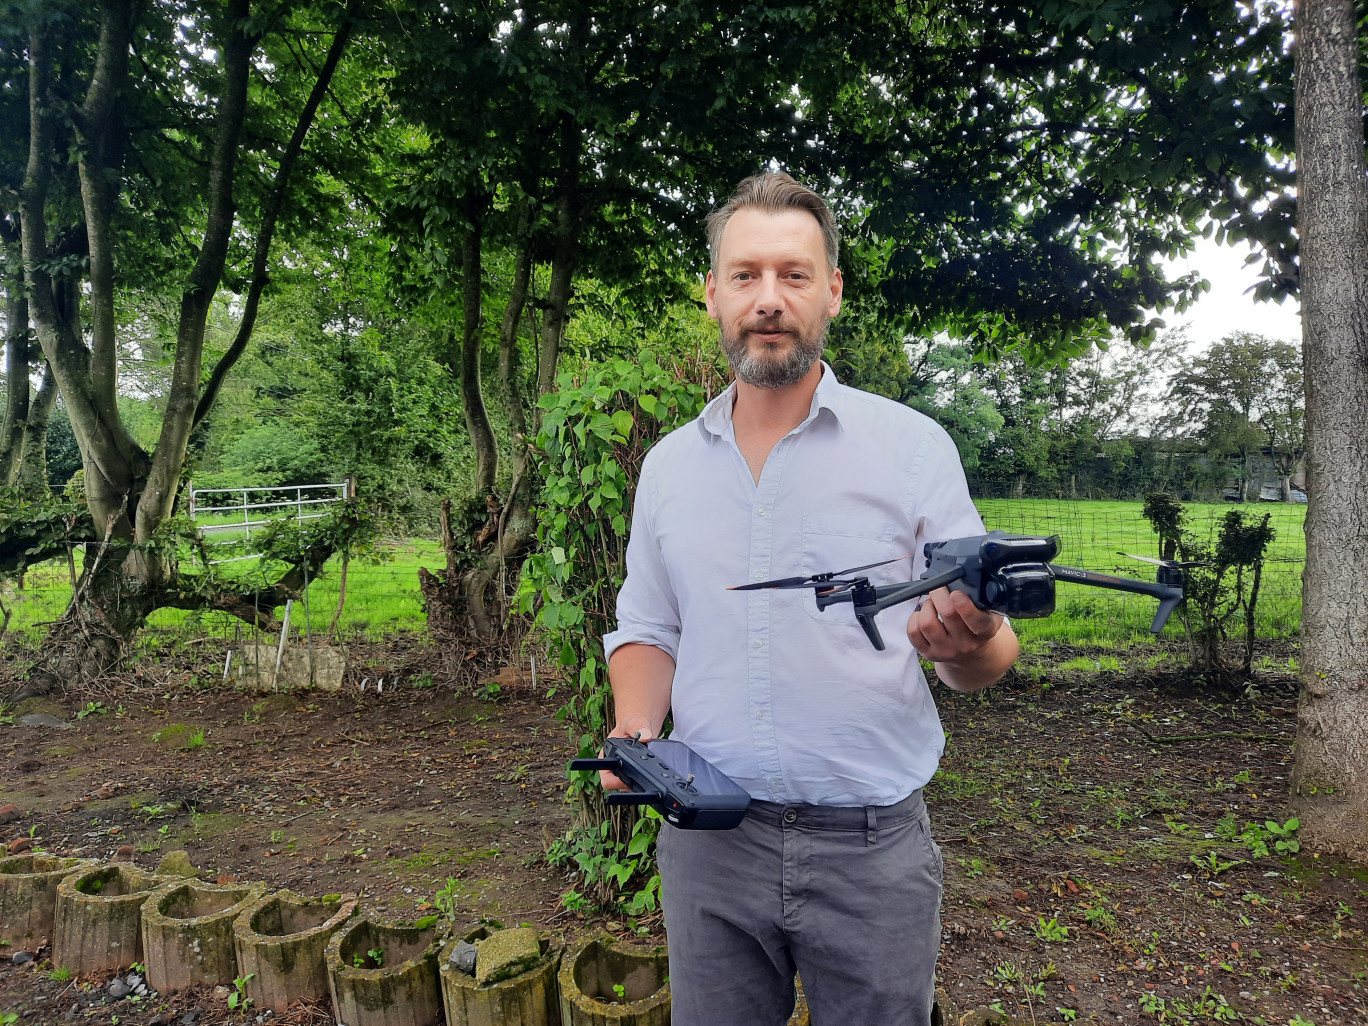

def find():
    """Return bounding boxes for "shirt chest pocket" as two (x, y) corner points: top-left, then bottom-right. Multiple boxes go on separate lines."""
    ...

(799, 514), (902, 624)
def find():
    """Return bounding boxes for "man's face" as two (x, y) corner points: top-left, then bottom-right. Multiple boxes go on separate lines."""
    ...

(705, 207), (843, 389)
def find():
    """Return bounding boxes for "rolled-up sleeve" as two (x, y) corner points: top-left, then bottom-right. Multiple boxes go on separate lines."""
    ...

(602, 450), (682, 662)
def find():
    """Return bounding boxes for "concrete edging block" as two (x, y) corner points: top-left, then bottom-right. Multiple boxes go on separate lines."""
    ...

(0, 854), (97, 951)
(233, 890), (357, 1012)
(140, 879), (266, 993)
(53, 864), (172, 975)
(439, 925), (563, 1026)
(325, 913), (444, 1026)
(557, 936), (669, 1026)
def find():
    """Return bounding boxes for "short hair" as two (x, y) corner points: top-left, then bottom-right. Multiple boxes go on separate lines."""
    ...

(706, 172), (840, 273)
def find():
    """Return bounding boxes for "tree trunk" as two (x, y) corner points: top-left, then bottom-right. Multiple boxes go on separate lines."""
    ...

(1290, 0), (1368, 858)
(460, 216), (497, 495)
(1, 247), (29, 484)
(15, 362), (56, 498)
(19, 541), (155, 699)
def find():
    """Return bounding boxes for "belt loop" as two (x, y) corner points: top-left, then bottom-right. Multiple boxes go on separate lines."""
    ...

(865, 806), (878, 847)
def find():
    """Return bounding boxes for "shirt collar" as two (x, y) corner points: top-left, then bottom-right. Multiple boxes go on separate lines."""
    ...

(699, 361), (847, 439)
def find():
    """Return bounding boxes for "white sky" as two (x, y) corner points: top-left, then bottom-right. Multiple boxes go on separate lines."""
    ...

(1156, 234), (1302, 353)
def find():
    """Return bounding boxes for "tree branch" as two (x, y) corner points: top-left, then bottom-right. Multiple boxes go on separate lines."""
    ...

(192, 8), (355, 432)
(137, 0), (255, 540)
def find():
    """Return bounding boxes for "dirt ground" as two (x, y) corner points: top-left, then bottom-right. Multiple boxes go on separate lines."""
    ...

(1, 642), (1365, 1025)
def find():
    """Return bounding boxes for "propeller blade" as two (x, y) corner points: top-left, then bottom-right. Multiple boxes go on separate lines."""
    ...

(1121, 552), (1165, 566)
(729, 576), (815, 591)
(1120, 552), (1206, 569)
(832, 553), (912, 577)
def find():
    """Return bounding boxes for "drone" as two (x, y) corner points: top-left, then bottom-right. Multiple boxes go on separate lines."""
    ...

(731, 530), (1187, 651)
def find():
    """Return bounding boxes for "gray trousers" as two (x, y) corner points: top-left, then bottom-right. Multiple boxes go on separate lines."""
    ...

(658, 790), (943, 1026)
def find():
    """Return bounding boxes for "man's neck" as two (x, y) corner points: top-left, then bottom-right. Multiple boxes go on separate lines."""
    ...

(730, 362), (824, 439)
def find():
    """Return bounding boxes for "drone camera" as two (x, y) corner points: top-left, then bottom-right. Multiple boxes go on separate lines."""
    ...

(984, 567), (1056, 617)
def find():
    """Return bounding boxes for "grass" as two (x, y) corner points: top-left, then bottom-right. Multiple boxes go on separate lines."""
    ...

(3, 538), (447, 644)
(3, 499), (1306, 651)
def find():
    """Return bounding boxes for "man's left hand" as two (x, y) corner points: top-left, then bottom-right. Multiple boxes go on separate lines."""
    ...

(906, 586), (1003, 663)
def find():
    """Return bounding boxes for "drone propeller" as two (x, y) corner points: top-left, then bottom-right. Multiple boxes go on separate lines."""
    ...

(1119, 552), (1206, 569)
(729, 554), (911, 592)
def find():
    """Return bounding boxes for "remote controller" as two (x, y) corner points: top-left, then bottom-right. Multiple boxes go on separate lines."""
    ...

(569, 736), (752, 829)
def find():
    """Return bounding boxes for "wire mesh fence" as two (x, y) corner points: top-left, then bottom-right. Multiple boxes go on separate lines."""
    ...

(974, 498), (1305, 647)
(1, 500), (1305, 660)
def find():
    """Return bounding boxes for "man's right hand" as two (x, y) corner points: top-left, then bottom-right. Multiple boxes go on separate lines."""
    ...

(600, 719), (656, 792)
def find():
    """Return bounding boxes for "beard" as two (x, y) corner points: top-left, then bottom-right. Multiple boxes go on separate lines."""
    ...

(719, 317), (828, 389)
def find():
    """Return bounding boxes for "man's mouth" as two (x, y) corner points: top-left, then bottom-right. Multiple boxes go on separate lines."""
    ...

(746, 327), (792, 343)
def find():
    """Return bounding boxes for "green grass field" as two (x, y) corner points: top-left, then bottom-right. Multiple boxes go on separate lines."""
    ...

(2, 499), (1306, 653)
(2, 539), (449, 647)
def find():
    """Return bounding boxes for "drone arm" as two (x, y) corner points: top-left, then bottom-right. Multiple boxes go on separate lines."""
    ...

(865, 565), (969, 616)
(1046, 564), (1184, 633)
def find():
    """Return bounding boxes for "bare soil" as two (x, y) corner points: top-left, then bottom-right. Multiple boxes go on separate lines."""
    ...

(2, 643), (1365, 1025)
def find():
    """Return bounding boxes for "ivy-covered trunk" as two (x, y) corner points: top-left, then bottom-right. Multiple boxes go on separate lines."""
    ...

(23, 546), (159, 697)
(524, 353), (723, 909)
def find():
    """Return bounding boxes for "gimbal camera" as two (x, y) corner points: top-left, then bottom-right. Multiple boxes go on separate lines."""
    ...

(732, 530), (1185, 651)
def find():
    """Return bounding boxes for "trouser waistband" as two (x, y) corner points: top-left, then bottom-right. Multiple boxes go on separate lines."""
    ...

(743, 789), (925, 847)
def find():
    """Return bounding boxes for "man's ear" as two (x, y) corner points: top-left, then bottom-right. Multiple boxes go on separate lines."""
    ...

(828, 268), (844, 318)
(704, 270), (718, 319)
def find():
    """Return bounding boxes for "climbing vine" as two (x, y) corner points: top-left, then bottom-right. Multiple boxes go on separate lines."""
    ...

(521, 353), (722, 910)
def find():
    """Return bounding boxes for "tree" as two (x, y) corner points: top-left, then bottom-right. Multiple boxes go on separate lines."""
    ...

(387, 1), (876, 638)
(1161, 334), (1304, 500)
(6, 0), (360, 695)
(1290, 0), (1368, 858)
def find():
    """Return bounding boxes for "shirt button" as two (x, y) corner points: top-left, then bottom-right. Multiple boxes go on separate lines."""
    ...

(754, 572), (764, 581)
(757, 507), (766, 516)
(783, 808), (798, 824)
(753, 638), (762, 648)
(769, 779), (781, 787)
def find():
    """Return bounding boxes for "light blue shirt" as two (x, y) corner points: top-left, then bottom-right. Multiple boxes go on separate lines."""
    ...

(602, 365), (986, 806)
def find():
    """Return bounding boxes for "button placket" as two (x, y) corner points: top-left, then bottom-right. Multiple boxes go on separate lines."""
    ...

(746, 438), (790, 800)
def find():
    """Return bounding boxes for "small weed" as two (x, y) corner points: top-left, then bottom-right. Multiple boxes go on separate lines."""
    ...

(47, 966), (72, 982)
(991, 914), (1016, 933)
(75, 701), (108, 720)
(611, 982), (626, 1000)
(269, 830), (286, 844)
(1032, 916), (1069, 943)
(1190, 851), (1247, 877)
(474, 681), (502, 702)
(226, 973), (254, 1011)
(368, 947), (385, 967)
(1082, 905), (1117, 933)
(433, 878), (463, 921)
(956, 856), (989, 879)
(183, 727), (207, 749)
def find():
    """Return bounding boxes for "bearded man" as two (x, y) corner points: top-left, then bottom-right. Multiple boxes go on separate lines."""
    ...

(601, 172), (1019, 1025)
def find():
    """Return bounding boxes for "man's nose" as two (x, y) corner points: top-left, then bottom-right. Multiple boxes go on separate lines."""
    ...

(753, 272), (785, 315)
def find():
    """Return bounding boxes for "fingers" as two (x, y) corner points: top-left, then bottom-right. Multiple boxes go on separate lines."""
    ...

(907, 587), (1002, 660)
(599, 722), (655, 791)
